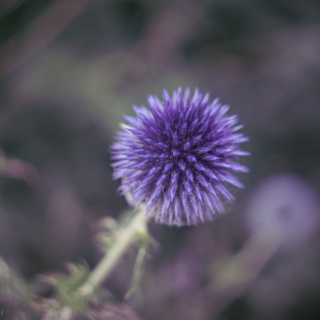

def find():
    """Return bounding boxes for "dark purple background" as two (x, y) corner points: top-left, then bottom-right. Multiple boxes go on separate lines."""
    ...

(1, 1), (320, 319)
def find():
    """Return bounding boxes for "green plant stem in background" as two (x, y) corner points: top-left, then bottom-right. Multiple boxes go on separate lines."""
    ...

(124, 247), (147, 300)
(79, 205), (152, 297)
(213, 233), (280, 291)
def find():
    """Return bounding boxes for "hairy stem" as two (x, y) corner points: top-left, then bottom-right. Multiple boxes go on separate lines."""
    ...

(79, 205), (151, 297)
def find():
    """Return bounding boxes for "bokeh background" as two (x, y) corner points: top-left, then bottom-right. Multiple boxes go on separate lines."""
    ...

(1, 0), (320, 319)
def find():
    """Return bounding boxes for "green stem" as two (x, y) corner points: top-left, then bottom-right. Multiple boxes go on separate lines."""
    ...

(79, 205), (151, 297)
(124, 247), (147, 300)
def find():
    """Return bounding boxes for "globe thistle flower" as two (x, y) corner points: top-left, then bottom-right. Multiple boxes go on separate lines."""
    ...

(111, 87), (249, 226)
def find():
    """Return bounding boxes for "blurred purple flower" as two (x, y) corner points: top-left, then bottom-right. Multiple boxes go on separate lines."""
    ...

(246, 174), (320, 246)
(111, 87), (249, 226)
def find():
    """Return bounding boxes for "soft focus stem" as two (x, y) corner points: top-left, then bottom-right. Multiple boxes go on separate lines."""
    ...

(213, 233), (280, 291)
(79, 205), (151, 297)
(124, 247), (147, 300)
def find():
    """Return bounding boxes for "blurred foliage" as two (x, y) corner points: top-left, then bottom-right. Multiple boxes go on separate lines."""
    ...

(43, 263), (91, 316)
(0, 256), (39, 319)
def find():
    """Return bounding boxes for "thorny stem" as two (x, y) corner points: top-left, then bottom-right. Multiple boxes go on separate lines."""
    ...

(78, 205), (152, 297)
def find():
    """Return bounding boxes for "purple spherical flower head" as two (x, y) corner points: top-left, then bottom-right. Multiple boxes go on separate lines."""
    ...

(111, 87), (249, 226)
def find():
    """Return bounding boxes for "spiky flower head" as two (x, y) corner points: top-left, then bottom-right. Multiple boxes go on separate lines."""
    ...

(111, 87), (249, 226)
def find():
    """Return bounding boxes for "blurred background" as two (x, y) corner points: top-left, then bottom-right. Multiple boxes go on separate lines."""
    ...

(1, 0), (320, 319)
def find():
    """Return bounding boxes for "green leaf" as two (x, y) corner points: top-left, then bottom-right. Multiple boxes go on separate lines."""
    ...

(42, 263), (92, 316)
